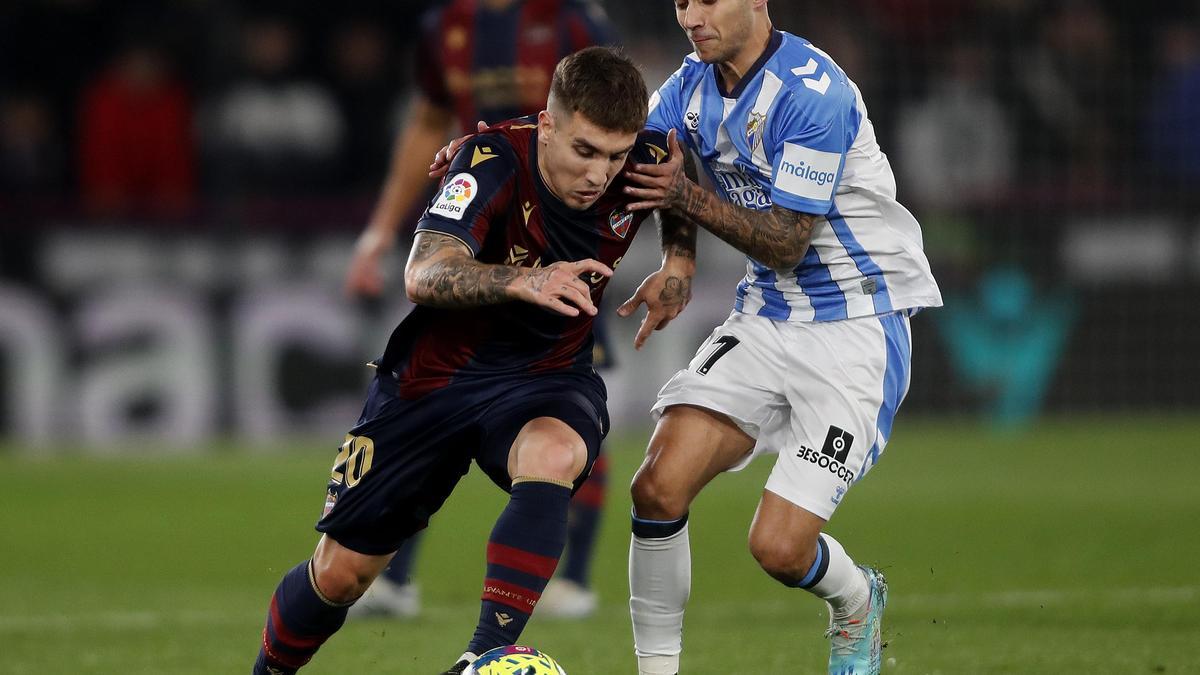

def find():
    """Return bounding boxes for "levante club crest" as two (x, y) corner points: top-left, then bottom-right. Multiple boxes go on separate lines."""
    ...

(609, 208), (634, 239)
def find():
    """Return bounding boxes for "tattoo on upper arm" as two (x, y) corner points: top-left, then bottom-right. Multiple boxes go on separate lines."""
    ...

(407, 232), (519, 307)
(677, 179), (816, 268)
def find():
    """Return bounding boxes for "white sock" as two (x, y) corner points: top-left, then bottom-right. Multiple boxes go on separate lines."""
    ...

(807, 533), (869, 618)
(629, 516), (690, 674)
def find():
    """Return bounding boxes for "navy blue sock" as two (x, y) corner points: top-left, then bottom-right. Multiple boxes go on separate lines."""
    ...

(381, 532), (422, 585)
(791, 535), (831, 589)
(467, 479), (571, 656)
(253, 560), (351, 674)
(562, 454), (607, 587)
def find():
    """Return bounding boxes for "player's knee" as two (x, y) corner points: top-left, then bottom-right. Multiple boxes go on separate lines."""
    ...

(311, 556), (377, 604)
(515, 436), (587, 483)
(748, 534), (816, 586)
(630, 467), (689, 520)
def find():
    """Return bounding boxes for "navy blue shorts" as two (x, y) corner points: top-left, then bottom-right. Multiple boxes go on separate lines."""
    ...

(315, 369), (609, 556)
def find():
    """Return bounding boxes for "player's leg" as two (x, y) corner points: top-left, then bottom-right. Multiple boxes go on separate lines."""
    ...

(458, 416), (587, 661)
(629, 313), (787, 675)
(747, 490), (886, 675)
(255, 371), (476, 673)
(628, 405), (756, 675)
(540, 452), (607, 618)
(442, 386), (607, 674)
(746, 493), (877, 638)
(347, 532), (423, 619)
(538, 312), (615, 619)
(751, 312), (910, 675)
(253, 536), (391, 674)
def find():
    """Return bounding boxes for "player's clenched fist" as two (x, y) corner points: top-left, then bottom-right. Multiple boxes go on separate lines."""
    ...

(511, 259), (613, 317)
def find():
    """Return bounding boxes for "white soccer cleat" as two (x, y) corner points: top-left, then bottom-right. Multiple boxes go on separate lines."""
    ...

(826, 566), (887, 675)
(536, 578), (597, 619)
(346, 577), (420, 619)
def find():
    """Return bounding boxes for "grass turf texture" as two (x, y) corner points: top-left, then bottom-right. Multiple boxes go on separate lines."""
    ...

(2, 416), (1198, 674)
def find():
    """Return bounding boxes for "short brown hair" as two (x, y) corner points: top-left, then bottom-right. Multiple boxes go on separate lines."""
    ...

(549, 47), (648, 134)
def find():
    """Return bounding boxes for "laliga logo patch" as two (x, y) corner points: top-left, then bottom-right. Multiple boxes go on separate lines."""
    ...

(430, 172), (477, 221)
(685, 110), (700, 132)
(609, 208), (634, 239)
(322, 489), (338, 518)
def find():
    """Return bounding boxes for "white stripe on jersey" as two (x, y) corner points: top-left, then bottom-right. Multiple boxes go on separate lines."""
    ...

(714, 97), (738, 165)
(748, 70), (785, 177)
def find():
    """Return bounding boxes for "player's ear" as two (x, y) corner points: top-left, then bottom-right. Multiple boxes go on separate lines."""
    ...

(537, 109), (555, 142)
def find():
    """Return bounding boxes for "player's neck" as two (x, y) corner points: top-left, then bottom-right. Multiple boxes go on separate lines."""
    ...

(535, 145), (569, 207)
(716, 24), (775, 94)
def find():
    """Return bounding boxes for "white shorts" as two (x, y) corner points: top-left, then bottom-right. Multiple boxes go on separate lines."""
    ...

(651, 310), (912, 520)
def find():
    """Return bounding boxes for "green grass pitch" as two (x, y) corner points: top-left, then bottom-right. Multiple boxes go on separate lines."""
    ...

(2, 416), (1198, 673)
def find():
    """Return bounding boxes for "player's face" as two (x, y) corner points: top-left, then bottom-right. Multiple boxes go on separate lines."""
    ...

(537, 109), (637, 210)
(674, 0), (756, 64)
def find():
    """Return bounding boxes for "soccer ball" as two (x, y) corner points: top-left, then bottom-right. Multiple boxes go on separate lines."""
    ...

(465, 645), (566, 675)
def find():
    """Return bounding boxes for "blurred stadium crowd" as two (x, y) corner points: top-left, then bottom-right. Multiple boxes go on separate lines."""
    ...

(3, 1), (1197, 217)
(2, 0), (1199, 445)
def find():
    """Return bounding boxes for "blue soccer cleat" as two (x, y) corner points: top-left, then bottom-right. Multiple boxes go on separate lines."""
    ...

(826, 566), (887, 675)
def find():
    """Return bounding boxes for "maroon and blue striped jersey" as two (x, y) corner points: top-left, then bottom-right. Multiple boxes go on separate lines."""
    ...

(415, 0), (616, 132)
(377, 117), (670, 399)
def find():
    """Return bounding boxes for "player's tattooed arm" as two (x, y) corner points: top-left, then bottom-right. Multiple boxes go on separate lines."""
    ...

(404, 232), (518, 306)
(405, 232), (613, 316)
(660, 150), (700, 264)
(623, 130), (816, 269)
(617, 153), (698, 350)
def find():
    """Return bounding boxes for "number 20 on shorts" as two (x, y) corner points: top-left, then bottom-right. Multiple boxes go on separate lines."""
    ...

(330, 435), (375, 487)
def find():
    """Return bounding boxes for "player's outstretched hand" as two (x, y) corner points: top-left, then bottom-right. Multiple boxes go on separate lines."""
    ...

(617, 265), (693, 350)
(623, 129), (692, 212)
(344, 227), (392, 297)
(428, 120), (490, 178)
(515, 259), (613, 317)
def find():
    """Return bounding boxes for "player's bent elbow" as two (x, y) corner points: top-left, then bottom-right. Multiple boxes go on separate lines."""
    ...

(404, 282), (426, 305)
(403, 266), (432, 305)
(764, 245), (807, 271)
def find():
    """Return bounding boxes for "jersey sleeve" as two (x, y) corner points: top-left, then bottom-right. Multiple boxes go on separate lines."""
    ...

(628, 129), (671, 168)
(416, 135), (517, 256)
(645, 66), (688, 140)
(767, 85), (859, 215)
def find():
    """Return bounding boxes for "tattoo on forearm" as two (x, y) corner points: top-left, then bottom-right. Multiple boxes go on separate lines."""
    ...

(677, 182), (815, 269)
(659, 152), (698, 262)
(407, 232), (519, 307)
(658, 209), (697, 261)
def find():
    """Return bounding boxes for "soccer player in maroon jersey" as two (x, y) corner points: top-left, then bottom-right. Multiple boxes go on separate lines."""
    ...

(344, 0), (617, 619)
(346, 0), (614, 296)
(252, 48), (697, 675)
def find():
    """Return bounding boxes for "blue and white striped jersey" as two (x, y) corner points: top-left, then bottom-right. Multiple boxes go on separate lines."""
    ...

(647, 30), (942, 322)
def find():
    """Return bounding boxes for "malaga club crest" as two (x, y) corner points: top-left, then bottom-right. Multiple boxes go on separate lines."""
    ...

(746, 112), (766, 154)
(609, 208), (634, 239)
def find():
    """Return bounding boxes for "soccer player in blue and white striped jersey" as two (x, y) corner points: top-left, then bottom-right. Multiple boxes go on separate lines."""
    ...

(618, 1), (942, 673)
